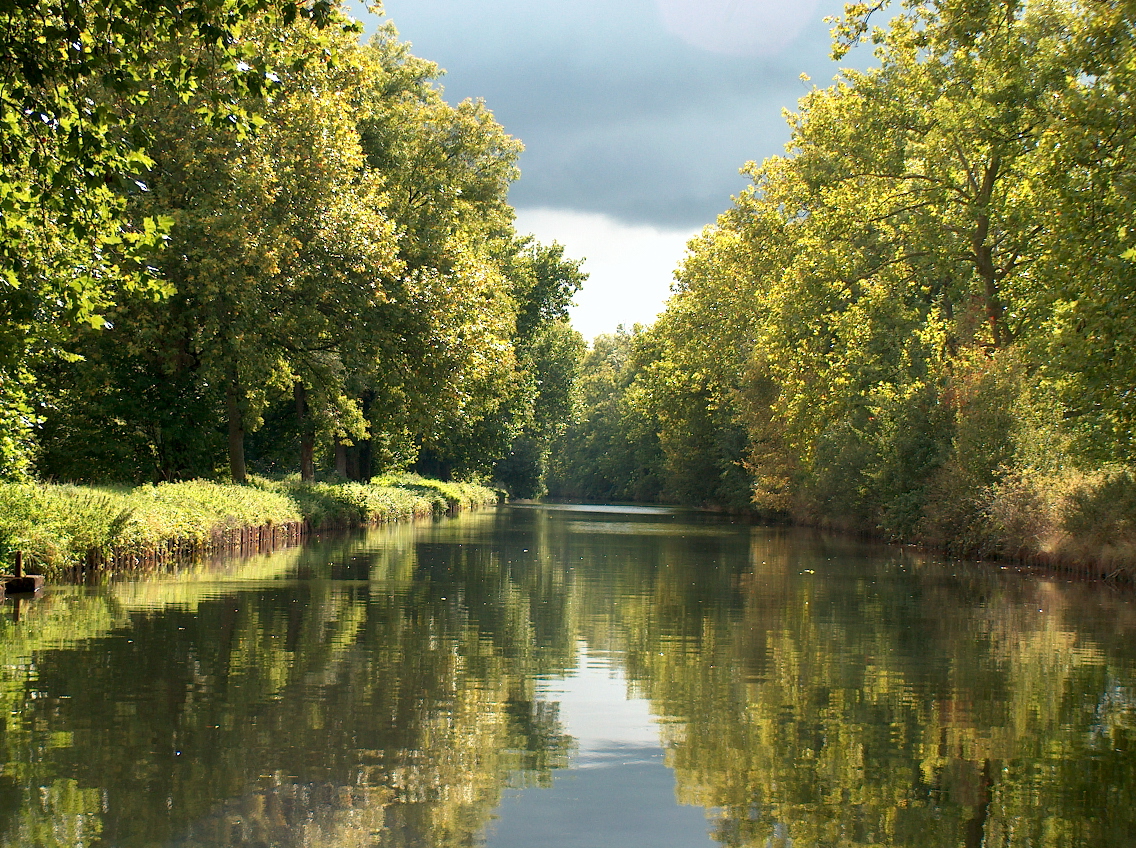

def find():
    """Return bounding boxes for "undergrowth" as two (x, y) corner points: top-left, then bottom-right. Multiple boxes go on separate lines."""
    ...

(0, 476), (499, 578)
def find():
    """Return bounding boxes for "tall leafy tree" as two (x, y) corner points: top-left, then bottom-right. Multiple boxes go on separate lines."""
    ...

(0, 0), (335, 477)
(546, 328), (665, 503)
(1027, 0), (1136, 461)
(331, 25), (527, 482)
(573, 0), (1136, 552)
(36, 16), (564, 486)
(490, 240), (587, 497)
(119, 14), (400, 483)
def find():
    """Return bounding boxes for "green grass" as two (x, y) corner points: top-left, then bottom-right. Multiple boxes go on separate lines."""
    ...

(0, 476), (500, 578)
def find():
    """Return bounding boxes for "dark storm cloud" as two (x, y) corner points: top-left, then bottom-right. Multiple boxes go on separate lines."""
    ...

(360, 0), (850, 228)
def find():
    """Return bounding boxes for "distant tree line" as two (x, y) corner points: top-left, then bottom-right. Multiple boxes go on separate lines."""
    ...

(549, 0), (1136, 563)
(1, 0), (584, 496)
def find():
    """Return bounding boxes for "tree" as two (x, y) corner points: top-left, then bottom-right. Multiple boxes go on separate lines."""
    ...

(489, 240), (587, 497)
(597, 0), (1136, 551)
(121, 14), (402, 483)
(337, 25), (526, 482)
(32, 15), (562, 486)
(0, 0), (336, 478)
(546, 328), (665, 503)
(1025, 0), (1136, 461)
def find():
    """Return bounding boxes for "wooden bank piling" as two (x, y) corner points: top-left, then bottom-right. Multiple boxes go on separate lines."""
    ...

(3, 551), (45, 595)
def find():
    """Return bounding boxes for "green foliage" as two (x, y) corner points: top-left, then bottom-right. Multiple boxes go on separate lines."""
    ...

(34, 328), (227, 483)
(569, 0), (1136, 566)
(0, 0), (337, 475)
(0, 484), (129, 569)
(17, 11), (579, 491)
(0, 477), (497, 577)
(120, 14), (405, 483)
(492, 318), (587, 498)
(373, 473), (503, 512)
(628, 274), (761, 509)
(0, 480), (299, 574)
(546, 328), (666, 503)
(270, 480), (421, 527)
(419, 239), (587, 493)
(269, 472), (498, 527)
(0, 369), (36, 481)
(347, 28), (532, 482)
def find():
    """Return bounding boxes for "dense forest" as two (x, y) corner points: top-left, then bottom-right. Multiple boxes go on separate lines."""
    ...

(549, 0), (1136, 567)
(1, 0), (584, 497)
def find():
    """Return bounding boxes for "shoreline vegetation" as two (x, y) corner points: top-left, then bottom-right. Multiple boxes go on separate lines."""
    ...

(0, 476), (499, 580)
(545, 328), (1136, 582)
(784, 468), (1136, 582)
(543, 2), (1136, 582)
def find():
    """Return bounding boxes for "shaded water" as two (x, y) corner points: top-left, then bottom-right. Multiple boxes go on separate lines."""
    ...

(2, 504), (1135, 847)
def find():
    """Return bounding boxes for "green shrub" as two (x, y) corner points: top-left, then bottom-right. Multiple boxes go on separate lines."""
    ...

(917, 353), (1023, 554)
(0, 484), (134, 569)
(121, 481), (302, 548)
(371, 473), (502, 513)
(269, 480), (435, 527)
(0, 476), (497, 577)
(259, 475), (498, 527)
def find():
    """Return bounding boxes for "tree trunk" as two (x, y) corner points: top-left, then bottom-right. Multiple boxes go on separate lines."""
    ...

(973, 215), (1007, 348)
(334, 436), (348, 478)
(294, 382), (315, 482)
(226, 380), (247, 484)
(971, 155), (1009, 349)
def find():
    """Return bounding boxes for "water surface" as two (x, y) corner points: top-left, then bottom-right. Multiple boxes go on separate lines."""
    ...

(1, 504), (1134, 847)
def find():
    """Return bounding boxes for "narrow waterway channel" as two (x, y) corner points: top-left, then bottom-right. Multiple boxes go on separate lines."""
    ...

(1, 504), (1134, 847)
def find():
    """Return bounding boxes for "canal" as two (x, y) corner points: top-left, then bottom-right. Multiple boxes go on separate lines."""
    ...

(1, 503), (1134, 847)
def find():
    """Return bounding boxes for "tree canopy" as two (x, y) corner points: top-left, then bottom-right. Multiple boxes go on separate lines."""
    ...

(5, 1), (585, 495)
(549, 0), (1136, 561)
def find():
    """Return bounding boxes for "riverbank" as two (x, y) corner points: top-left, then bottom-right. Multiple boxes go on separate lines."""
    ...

(784, 466), (1136, 582)
(0, 475), (500, 579)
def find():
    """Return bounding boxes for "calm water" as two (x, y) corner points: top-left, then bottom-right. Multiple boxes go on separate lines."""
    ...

(2, 504), (1135, 847)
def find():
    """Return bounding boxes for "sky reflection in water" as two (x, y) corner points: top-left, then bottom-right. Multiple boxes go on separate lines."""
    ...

(482, 646), (717, 847)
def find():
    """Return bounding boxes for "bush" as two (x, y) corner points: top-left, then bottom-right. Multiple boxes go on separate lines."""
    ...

(1055, 469), (1136, 574)
(267, 480), (434, 527)
(917, 352), (1023, 554)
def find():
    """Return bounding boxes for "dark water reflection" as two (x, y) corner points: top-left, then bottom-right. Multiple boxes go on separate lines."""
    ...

(1, 505), (1135, 847)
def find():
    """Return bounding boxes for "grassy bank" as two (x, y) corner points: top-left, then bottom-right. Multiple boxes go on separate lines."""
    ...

(0, 475), (500, 579)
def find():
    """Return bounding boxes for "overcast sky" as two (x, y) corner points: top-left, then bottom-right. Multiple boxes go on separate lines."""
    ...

(353, 0), (852, 338)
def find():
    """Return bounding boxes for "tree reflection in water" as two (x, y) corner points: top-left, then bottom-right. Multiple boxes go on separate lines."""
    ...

(0, 507), (1133, 848)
